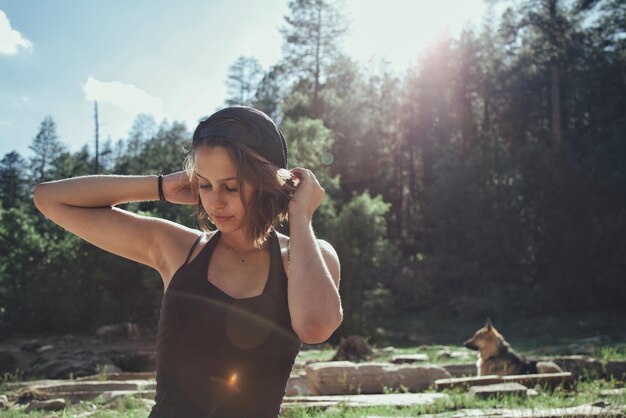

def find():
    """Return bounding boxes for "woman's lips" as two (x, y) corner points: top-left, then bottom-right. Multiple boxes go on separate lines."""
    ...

(213, 215), (232, 223)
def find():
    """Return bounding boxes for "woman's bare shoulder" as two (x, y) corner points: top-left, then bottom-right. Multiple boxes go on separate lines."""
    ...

(158, 225), (216, 283)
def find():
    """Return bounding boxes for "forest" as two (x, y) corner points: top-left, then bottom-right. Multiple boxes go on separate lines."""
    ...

(0, 0), (624, 340)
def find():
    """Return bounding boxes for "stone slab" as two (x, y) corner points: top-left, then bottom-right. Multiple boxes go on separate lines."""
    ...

(418, 403), (626, 417)
(77, 371), (156, 381)
(282, 392), (448, 408)
(468, 382), (528, 399)
(435, 372), (574, 391)
(29, 379), (156, 393)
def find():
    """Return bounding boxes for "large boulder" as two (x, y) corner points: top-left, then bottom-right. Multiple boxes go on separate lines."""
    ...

(305, 361), (451, 395)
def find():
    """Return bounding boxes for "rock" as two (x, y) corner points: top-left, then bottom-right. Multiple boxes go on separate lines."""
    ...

(305, 361), (451, 395)
(331, 336), (374, 362)
(390, 354), (429, 364)
(526, 388), (539, 397)
(379, 346), (395, 354)
(0, 394), (9, 409)
(552, 355), (603, 379)
(468, 382), (528, 399)
(96, 322), (142, 341)
(536, 360), (563, 374)
(112, 350), (156, 372)
(443, 363), (476, 377)
(25, 398), (67, 412)
(605, 360), (626, 380)
(20, 340), (42, 353)
(285, 373), (313, 396)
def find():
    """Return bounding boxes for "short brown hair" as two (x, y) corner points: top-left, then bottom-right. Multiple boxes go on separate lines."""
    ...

(183, 129), (296, 249)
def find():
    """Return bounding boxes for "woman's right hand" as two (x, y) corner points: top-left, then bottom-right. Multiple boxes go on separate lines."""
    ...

(162, 171), (197, 205)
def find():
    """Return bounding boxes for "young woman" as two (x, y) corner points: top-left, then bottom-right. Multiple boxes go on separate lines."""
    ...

(33, 106), (343, 417)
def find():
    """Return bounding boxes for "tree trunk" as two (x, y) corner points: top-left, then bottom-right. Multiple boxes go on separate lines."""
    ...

(313, 0), (322, 117)
(548, 0), (562, 146)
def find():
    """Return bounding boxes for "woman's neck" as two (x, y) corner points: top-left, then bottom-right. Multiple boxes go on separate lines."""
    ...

(218, 230), (268, 254)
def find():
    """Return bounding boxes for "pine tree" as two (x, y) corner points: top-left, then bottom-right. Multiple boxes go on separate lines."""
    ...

(29, 116), (65, 183)
(225, 56), (263, 106)
(280, 0), (347, 117)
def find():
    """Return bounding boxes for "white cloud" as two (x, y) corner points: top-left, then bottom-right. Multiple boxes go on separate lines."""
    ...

(83, 76), (162, 116)
(0, 10), (32, 55)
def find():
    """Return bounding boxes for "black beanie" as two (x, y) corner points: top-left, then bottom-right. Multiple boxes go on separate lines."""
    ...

(192, 106), (288, 169)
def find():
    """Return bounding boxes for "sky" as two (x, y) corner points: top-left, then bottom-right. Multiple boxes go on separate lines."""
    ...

(0, 0), (494, 159)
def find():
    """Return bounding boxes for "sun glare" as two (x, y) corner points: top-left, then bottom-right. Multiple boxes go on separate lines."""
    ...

(344, 0), (487, 71)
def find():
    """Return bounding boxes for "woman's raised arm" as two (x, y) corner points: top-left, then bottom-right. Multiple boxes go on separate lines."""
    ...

(33, 172), (199, 283)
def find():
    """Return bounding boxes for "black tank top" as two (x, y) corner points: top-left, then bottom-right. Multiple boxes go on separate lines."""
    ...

(149, 230), (302, 418)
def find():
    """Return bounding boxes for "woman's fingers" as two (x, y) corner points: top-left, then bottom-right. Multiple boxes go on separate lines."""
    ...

(288, 167), (325, 217)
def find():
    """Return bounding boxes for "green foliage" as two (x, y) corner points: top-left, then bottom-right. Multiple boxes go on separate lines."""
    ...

(281, 117), (334, 169)
(0, 151), (29, 209)
(328, 191), (398, 335)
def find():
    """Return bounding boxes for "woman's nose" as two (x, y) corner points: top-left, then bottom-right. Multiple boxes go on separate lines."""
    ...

(207, 190), (226, 210)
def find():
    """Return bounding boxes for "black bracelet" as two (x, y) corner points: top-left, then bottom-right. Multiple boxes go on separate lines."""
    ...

(158, 174), (166, 201)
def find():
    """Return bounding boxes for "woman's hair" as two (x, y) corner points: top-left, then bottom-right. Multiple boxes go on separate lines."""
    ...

(183, 119), (296, 249)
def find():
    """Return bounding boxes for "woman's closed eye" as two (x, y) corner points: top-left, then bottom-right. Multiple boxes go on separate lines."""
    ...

(199, 184), (238, 193)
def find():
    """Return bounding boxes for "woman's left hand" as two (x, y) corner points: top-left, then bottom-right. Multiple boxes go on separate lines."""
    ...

(288, 167), (325, 220)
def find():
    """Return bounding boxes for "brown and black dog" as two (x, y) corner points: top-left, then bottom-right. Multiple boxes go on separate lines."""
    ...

(463, 318), (562, 376)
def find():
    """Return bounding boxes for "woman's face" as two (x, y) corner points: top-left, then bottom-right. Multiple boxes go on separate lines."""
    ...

(194, 145), (253, 234)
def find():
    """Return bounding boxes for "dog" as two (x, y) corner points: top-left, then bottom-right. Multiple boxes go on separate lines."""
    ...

(463, 318), (562, 376)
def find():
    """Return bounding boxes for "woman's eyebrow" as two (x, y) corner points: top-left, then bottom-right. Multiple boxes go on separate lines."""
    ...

(196, 173), (237, 183)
